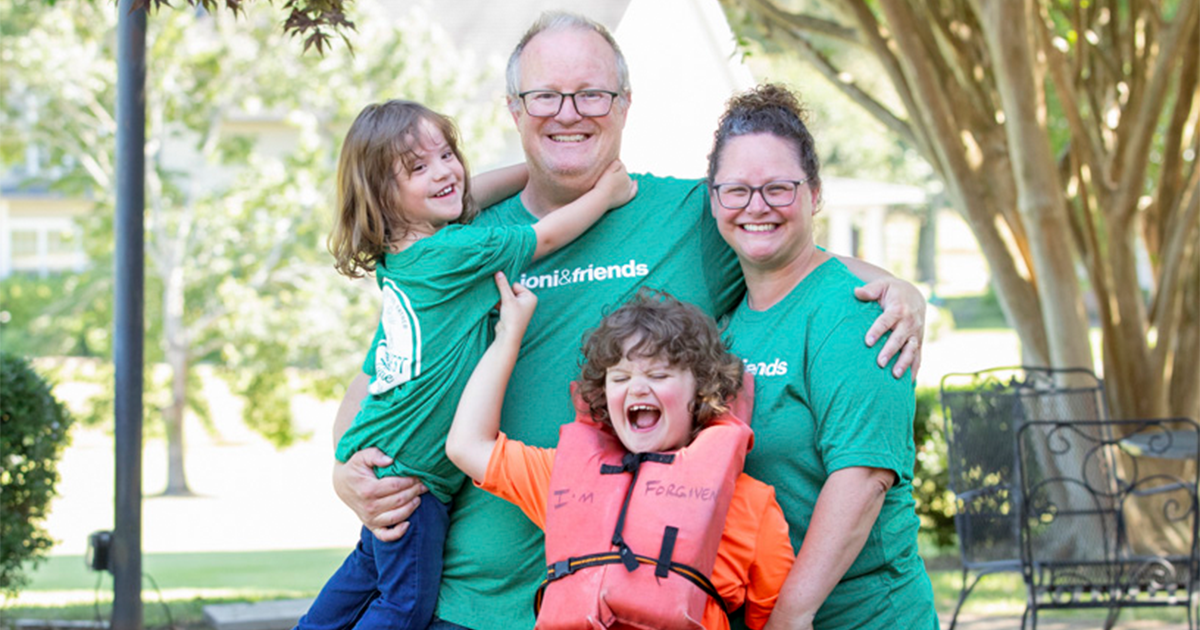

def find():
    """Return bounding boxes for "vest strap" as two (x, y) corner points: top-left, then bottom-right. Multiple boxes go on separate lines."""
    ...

(601, 452), (677, 574)
(655, 526), (678, 578)
(535, 551), (728, 616)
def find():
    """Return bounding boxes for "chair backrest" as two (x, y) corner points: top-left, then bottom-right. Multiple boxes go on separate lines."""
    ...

(939, 366), (1107, 569)
(1016, 418), (1200, 594)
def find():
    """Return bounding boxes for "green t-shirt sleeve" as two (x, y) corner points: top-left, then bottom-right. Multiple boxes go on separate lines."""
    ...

(693, 183), (745, 318)
(465, 224), (538, 283)
(358, 224), (536, 377)
(809, 309), (916, 482)
(434, 223), (537, 280)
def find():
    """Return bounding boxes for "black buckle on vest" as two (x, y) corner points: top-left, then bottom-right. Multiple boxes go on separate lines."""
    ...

(601, 451), (675, 475)
(550, 559), (574, 580)
(616, 539), (639, 572)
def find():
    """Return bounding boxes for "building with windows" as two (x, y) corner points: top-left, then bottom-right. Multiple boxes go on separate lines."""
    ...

(0, 183), (89, 278)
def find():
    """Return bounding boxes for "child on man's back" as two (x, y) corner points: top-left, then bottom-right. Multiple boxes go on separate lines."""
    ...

(448, 282), (794, 630)
(296, 99), (635, 630)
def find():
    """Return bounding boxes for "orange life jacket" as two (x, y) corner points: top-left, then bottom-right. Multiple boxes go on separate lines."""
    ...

(534, 379), (754, 629)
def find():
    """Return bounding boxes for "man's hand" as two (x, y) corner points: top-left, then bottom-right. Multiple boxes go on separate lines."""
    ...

(333, 447), (427, 542)
(855, 278), (926, 380)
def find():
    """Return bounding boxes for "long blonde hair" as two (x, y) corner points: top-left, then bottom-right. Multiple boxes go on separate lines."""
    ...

(328, 100), (478, 278)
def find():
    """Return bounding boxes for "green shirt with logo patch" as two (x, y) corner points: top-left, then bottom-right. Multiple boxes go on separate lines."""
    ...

(336, 223), (536, 503)
(434, 173), (743, 629)
(725, 258), (938, 630)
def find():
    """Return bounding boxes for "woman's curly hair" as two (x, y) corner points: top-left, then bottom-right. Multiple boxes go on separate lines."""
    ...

(707, 83), (821, 204)
(578, 289), (745, 438)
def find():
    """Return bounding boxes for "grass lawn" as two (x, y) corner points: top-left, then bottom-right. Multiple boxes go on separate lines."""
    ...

(1, 549), (347, 628)
(937, 292), (1010, 330)
(930, 568), (1191, 626)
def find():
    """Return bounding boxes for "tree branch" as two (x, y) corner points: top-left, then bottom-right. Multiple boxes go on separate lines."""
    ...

(838, 0), (939, 170)
(906, 2), (995, 137)
(1037, 3), (1112, 204)
(1145, 15), (1199, 264)
(780, 26), (917, 147)
(749, 0), (862, 44)
(1112, 0), (1199, 227)
(1152, 165), (1200, 377)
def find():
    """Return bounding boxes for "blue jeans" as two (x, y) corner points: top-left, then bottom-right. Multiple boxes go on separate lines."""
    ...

(296, 496), (450, 630)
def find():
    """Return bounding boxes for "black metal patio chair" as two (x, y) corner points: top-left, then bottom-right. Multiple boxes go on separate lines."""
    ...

(939, 366), (1107, 629)
(1016, 418), (1200, 629)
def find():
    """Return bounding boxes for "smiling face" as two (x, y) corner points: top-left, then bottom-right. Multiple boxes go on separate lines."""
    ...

(393, 118), (466, 242)
(605, 341), (697, 454)
(511, 27), (628, 195)
(710, 133), (819, 274)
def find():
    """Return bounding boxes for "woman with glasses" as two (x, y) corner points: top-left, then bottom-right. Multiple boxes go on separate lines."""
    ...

(707, 84), (938, 630)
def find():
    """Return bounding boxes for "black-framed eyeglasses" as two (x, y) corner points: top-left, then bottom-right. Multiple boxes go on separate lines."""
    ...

(517, 90), (620, 118)
(711, 179), (810, 209)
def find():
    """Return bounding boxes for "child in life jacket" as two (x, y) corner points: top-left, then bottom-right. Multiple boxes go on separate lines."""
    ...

(300, 100), (636, 630)
(447, 281), (795, 630)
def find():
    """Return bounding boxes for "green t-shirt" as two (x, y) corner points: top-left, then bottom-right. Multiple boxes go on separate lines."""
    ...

(435, 173), (743, 629)
(336, 223), (536, 503)
(725, 258), (937, 630)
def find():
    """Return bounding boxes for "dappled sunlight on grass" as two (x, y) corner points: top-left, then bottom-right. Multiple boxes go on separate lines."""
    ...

(927, 568), (1191, 626)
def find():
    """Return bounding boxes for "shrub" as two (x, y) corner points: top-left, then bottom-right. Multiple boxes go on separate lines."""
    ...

(1, 272), (125, 361)
(0, 352), (74, 595)
(913, 386), (955, 550)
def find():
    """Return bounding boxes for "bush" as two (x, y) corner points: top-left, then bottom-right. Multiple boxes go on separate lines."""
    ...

(913, 386), (955, 550)
(0, 273), (100, 358)
(0, 352), (74, 595)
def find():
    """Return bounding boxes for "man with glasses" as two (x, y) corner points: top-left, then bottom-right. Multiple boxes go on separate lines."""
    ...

(331, 12), (924, 630)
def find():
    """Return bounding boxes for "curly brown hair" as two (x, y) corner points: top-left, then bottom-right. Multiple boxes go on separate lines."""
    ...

(578, 289), (745, 439)
(328, 100), (478, 279)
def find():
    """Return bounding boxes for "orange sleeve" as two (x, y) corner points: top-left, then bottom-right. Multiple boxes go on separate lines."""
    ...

(477, 431), (557, 530)
(711, 474), (795, 630)
(743, 484), (795, 629)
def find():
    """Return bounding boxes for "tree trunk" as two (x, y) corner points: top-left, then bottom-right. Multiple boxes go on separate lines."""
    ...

(1172, 259), (1200, 420)
(161, 259), (191, 496)
(915, 207), (936, 286)
(875, 0), (1052, 365)
(976, 0), (1094, 381)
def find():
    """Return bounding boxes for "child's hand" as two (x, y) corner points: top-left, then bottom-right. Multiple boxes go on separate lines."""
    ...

(493, 272), (537, 342)
(594, 159), (638, 210)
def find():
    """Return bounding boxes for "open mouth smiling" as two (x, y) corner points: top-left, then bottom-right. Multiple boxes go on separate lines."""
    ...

(627, 404), (661, 431)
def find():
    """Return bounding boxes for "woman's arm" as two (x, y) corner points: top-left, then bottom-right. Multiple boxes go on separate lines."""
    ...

(763, 466), (894, 630)
(446, 272), (537, 482)
(331, 371), (426, 542)
(833, 254), (927, 379)
(472, 163), (528, 208)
